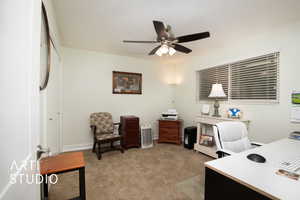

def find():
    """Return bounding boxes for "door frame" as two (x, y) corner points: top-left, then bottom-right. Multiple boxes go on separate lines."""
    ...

(40, 46), (63, 154)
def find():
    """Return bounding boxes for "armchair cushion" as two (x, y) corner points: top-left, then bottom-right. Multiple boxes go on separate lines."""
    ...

(90, 112), (114, 134)
(95, 133), (121, 141)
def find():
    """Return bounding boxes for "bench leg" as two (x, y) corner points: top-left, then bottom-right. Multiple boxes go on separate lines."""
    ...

(79, 167), (86, 200)
(43, 174), (48, 199)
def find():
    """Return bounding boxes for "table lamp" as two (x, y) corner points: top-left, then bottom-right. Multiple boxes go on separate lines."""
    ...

(208, 83), (226, 117)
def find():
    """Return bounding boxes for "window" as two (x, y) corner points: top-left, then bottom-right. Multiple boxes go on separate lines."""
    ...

(198, 52), (279, 101)
(199, 65), (229, 100)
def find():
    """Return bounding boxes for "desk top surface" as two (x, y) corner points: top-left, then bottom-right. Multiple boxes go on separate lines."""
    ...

(40, 152), (85, 175)
(205, 138), (300, 200)
(196, 115), (249, 125)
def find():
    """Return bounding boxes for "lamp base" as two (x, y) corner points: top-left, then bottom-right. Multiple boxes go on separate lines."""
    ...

(212, 99), (221, 117)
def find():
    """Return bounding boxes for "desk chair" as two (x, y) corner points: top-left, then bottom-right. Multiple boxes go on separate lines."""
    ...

(213, 121), (263, 158)
(90, 112), (124, 160)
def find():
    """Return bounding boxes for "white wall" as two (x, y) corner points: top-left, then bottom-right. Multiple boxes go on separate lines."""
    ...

(174, 20), (300, 143)
(62, 47), (174, 151)
(0, 0), (41, 199)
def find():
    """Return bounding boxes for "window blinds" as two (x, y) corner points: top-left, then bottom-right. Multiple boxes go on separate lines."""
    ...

(230, 53), (279, 100)
(198, 52), (279, 101)
(199, 65), (229, 100)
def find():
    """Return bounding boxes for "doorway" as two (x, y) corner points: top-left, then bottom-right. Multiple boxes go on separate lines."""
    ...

(41, 47), (62, 155)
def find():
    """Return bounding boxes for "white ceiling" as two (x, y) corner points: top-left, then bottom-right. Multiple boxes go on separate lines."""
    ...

(53, 0), (300, 58)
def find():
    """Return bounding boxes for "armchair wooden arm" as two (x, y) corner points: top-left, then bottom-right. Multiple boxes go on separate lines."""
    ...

(114, 122), (122, 135)
(90, 125), (96, 134)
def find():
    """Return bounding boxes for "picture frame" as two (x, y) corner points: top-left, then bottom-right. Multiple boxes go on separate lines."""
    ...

(112, 71), (142, 94)
(199, 135), (214, 147)
(201, 104), (210, 115)
(292, 92), (300, 104)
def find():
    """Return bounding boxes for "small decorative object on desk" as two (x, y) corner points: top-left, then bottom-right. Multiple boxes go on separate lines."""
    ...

(201, 104), (210, 115)
(199, 135), (214, 147)
(227, 108), (242, 118)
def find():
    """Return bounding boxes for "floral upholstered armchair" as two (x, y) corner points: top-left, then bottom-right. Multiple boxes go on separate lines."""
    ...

(90, 112), (124, 160)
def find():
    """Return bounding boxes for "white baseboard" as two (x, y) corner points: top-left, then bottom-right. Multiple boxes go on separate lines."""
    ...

(63, 143), (93, 152)
(63, 141), (125, 152)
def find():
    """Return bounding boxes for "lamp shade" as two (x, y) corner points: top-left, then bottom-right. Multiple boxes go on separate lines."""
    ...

(208, 83), (226, 98)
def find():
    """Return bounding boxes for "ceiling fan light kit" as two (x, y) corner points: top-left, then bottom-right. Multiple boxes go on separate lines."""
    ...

(155, 48), (163, 56)
(155, 45), (176, 56)
(123, 20), (210, 56)
(168, 47), (176, 56)
(160, 44), (169, 54)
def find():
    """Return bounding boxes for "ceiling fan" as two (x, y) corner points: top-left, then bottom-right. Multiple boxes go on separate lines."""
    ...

(123, 20), (210, 56)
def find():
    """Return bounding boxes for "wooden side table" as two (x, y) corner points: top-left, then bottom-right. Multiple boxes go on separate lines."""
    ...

(158, 120), (182, 145)
(40, 152), (86, 200)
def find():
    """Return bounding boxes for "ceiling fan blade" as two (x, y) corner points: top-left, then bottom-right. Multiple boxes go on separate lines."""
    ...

(176, 32), (210, 43)
(173, 44), (192, 54)
(148, 46), (161, 55)
(153, 20), (168, 39)
(123, 40), (158, 43)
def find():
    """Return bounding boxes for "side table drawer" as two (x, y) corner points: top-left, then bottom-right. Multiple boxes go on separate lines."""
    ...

(159, 128), (180, 144)
(160, 128), (179, 139)
(159, 121), (180, 129)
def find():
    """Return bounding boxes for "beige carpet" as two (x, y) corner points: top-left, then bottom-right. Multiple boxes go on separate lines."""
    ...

(176, 175), (204, 200)
(49, 143), (212, 200)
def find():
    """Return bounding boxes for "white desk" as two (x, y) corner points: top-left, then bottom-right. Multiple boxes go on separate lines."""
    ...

(205, 138), (300, 200)
(194, 115), (250, 158)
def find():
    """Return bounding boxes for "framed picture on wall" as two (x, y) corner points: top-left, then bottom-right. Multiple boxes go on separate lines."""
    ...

(112, 71), (142, 94)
